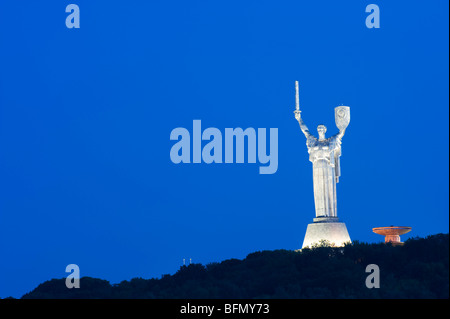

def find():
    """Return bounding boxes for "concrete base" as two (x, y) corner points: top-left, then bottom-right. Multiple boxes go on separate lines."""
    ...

(301, 217), (351, 249)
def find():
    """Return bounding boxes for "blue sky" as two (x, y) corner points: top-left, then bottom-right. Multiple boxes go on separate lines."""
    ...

(0, 0), (448, 298)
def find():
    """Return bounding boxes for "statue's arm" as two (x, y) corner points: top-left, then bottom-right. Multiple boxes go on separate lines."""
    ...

(333, 129), (345, 182)
(334, 128), (346, 140)
(297, 115), (313, 139)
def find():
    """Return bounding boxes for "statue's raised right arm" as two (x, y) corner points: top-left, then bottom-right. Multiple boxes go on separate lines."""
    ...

(295, 111), (313, 139)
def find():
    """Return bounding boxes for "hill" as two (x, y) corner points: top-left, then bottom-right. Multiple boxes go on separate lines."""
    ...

(19, 233), (449, 299)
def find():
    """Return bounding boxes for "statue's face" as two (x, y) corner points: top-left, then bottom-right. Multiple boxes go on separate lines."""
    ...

(317, 125), (327, 139)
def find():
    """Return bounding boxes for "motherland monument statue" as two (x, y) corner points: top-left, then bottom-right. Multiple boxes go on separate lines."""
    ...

(293, 81), (352, 248)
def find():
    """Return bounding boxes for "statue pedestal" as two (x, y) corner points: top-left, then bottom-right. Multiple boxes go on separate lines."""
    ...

(301, 217), (351, 249)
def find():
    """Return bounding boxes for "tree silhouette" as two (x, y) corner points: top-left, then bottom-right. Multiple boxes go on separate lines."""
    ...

(17, 233), (449, 299)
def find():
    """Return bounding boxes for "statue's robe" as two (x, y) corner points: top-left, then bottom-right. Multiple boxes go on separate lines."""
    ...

(305, 134), (342, 218)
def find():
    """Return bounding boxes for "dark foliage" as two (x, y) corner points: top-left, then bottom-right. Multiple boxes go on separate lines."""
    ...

(19, 233), (449, 299)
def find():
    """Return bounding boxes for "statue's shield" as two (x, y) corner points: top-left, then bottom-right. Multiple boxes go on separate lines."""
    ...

(335, 106), (350, 131)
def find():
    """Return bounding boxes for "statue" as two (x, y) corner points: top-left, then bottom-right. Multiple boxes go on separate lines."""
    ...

(293, 81), (352, 248)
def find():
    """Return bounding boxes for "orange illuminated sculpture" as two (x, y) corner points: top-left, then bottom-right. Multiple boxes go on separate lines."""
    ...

(372, 226), (412, 246)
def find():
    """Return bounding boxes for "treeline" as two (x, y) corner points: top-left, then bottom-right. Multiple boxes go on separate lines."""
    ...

(18, 233), (449, 299)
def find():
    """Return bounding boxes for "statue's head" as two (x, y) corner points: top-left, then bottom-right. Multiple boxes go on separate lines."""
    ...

(317, 125), (327, 140)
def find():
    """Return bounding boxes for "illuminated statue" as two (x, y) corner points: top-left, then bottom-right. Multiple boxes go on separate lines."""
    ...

(293, 81), (351, 248)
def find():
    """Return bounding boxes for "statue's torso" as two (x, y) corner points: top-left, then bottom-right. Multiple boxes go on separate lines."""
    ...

(307, 136), (341, 164)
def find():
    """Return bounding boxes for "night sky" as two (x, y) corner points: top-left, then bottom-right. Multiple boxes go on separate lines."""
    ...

(0, 0), (448, 298)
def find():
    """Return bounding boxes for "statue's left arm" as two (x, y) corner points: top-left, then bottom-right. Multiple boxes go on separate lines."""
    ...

(333, 129), (346, 183)
(335, 128), (346, 140)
